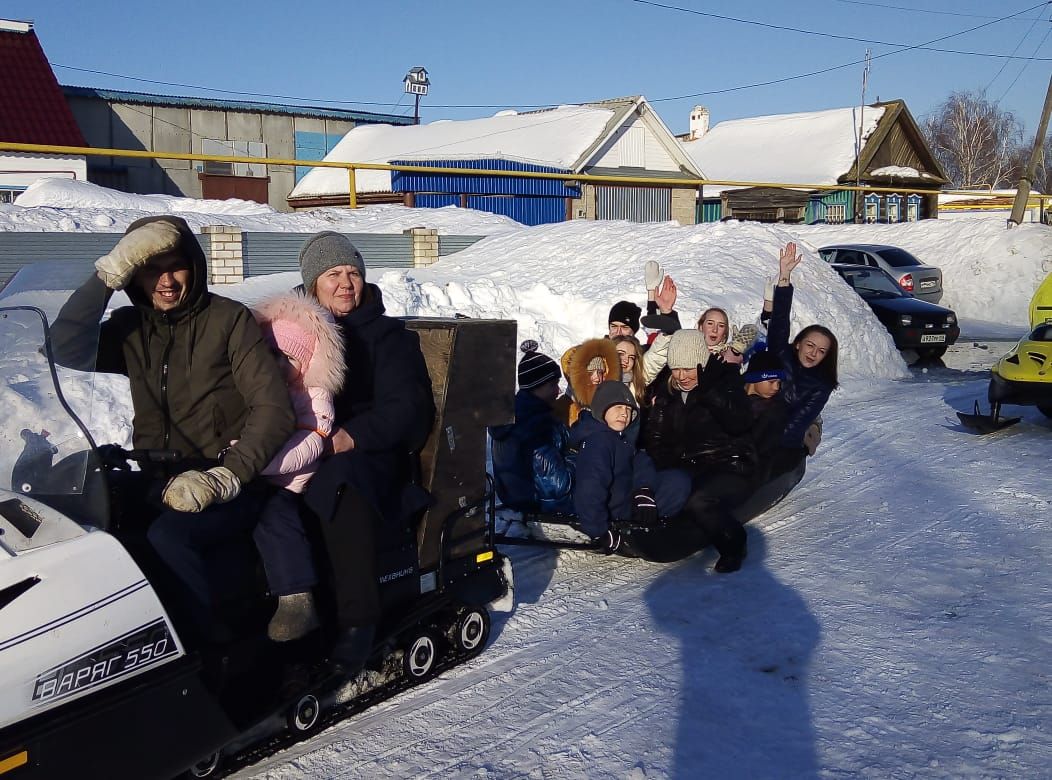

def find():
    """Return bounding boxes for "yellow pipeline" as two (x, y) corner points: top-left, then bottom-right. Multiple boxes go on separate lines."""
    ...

(0, 141), (950, 201)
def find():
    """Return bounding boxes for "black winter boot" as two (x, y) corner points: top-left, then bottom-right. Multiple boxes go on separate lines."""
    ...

(712, 520), (747, 573)
(329, 624), (376, 678)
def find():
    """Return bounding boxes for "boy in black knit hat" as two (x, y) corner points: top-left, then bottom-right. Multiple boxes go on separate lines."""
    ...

(490, 340), (575, 513)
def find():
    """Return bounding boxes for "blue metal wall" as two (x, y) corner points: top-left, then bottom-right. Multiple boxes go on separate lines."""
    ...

(392, 158), (575, 226)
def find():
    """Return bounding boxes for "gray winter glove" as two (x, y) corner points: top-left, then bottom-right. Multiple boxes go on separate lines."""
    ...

(162, 466), (241, 513)
(644, 261), (663, 292)
(95, 221), (182, 290)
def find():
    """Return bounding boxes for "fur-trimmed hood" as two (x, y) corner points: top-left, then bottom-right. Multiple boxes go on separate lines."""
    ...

(253, 291), (346, 394)
(562, 337), (620, 410)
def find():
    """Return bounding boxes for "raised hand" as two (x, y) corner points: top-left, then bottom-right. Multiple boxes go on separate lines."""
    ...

(778, 242), (802, 283)
(655, 275), (678, 314)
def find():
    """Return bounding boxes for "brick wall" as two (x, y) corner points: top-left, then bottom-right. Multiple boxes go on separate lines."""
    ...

(201, 225), (244, 283)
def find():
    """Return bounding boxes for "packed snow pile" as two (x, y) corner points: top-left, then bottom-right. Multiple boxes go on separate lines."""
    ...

(790, 219), (1052, 327)
(376, 219), (910, 381)
(5, 179), (523, 235)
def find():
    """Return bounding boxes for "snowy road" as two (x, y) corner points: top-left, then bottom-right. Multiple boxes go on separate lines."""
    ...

(239, 350), (1052, 780)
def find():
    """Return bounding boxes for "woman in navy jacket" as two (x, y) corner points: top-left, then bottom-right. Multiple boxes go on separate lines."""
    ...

(766, 242), (839, 469)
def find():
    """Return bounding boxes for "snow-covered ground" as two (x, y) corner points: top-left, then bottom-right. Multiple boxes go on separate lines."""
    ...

(1, 188), (1050, 778)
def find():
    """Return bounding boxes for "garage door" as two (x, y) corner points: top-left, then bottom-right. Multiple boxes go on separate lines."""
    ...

(595, 186), (671, 222)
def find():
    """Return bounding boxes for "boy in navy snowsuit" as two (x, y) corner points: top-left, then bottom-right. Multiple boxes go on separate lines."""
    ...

(570, 381), (690, 553)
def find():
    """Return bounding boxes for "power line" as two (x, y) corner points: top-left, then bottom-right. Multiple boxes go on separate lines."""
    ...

(827, 0), (1047, 21)
(631, 0), (1052, 59)
(996, 23), (1052, 105)
(650, 2), (1052, 101)
(984, 8), (1046, 95)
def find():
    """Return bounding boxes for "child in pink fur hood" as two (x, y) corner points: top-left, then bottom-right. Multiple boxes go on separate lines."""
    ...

(251, 290), (346, 642)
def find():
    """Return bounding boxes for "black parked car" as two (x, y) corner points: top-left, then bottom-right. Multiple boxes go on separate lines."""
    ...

(831, 263), (960, 359)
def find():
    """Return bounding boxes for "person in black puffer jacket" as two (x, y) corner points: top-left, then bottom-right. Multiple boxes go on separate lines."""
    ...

(642, 329), (755, 573)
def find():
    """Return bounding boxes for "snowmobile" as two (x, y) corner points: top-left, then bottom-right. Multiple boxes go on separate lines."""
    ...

(0, 265), (513, 780)
(958, 271), (1052, 433)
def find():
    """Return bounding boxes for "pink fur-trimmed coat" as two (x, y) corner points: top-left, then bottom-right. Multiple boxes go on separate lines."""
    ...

(252, 291), (346, 493)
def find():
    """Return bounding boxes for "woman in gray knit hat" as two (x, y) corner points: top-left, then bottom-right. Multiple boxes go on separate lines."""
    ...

(294, 231), (436, 675)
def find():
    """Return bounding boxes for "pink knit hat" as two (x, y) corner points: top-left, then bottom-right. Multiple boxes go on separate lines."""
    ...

(268, 319), (316, 368)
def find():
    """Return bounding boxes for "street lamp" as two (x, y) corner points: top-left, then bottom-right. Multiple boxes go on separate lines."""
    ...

(404, 67), (430, 126)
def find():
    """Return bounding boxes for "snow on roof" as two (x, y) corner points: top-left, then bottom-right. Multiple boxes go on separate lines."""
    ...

(682, 105), (885, 195)
(290, 105), (615, 198)
(870, 165), (925, 178)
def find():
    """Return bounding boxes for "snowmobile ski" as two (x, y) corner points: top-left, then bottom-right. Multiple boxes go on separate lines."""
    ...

(956, 400), (1021, 434)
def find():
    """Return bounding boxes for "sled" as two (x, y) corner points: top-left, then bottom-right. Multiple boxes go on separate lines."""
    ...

(494, 459), (807, 562)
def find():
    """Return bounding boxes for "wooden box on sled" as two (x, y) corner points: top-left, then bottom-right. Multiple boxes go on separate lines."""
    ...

(406, 318), (516, 571)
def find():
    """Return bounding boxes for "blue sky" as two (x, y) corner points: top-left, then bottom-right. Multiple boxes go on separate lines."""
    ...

(10, 0), (1052, 137)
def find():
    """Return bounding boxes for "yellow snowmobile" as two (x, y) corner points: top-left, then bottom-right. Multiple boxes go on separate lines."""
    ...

(958, 271), (1052, 433)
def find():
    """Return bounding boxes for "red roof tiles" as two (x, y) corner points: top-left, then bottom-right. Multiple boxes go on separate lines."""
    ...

(0, 24), (86, 147)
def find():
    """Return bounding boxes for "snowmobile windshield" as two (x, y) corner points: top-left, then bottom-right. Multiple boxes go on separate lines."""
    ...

(0, 262), (110, 533)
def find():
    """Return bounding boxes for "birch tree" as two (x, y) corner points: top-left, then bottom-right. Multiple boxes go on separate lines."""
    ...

(924, 91), (1024, 188)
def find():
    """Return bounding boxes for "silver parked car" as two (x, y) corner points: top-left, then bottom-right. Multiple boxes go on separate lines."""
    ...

(818, 244), (943, 304)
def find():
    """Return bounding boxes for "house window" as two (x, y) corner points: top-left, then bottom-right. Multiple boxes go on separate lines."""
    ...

(906, 194), (921, 222)
(864, 194), (880, 224)
(886, 194), (901, 223)
(201, 139), (268, 177)
(0, 189), (18, 204)
(826, 204), (846, 224)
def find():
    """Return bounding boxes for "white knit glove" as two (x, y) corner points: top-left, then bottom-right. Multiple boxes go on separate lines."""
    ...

(763, 278), (777, 306)
(95, 221), (182, 290)
(162, 466), (241, 513)
(644, 261), (663, 292)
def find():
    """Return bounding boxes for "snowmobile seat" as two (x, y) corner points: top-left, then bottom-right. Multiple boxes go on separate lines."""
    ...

(405, 318), (516, 573)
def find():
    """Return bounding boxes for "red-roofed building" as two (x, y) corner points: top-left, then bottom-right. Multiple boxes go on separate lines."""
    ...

(0, 19), (87, 203)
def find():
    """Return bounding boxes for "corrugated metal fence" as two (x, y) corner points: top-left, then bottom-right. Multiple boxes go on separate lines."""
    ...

(595, 186), (671, 222)
(241, 233), (414, 276)
(0, 232), (487, 285)
(0, 233), (211, 285)
(439, 235), (485, 256)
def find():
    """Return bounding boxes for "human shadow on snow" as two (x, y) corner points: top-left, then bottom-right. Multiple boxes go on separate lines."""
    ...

(645, 529), (821, 779)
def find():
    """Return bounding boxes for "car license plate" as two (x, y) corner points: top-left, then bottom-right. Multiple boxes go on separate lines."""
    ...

(920, 334), (946, 343)
(920, 280), (937, 289)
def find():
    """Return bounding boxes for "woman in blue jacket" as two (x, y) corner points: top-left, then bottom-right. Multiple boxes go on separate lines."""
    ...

(766, 242), (839, 473)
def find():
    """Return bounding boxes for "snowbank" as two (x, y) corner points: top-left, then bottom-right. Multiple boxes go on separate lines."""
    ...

(5, 179), (522, 235)
(372, 219), (909, 382)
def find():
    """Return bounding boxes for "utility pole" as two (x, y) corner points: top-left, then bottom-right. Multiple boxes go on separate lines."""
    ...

(854, 50), (871, 222)
(1009, 73), (1052, 227)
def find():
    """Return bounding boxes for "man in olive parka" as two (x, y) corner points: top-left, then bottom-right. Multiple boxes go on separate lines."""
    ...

(53, 215), (294, 639)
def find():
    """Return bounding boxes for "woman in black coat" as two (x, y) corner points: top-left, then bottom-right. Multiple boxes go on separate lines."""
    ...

(642, 329), (755, 573)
